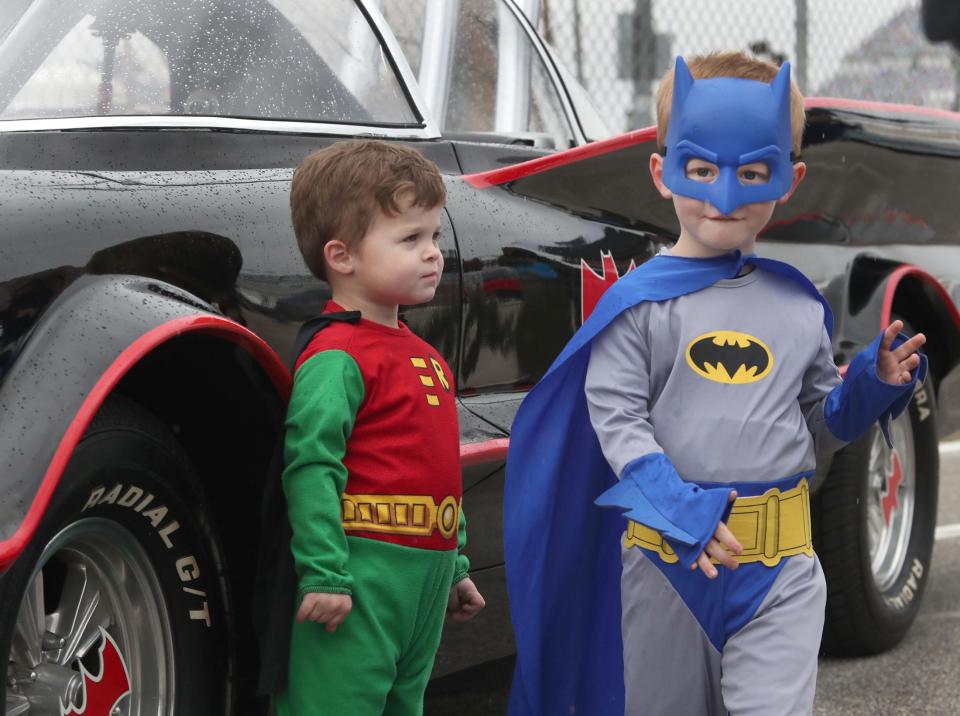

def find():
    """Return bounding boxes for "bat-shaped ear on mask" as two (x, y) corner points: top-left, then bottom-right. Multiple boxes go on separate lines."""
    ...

(770, 61), (793, 150)
(672, 55), (695, 110)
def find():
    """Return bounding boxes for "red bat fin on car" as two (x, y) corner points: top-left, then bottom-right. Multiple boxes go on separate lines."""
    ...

(61, 628), (131, 716)
(581, 252), (636, 323)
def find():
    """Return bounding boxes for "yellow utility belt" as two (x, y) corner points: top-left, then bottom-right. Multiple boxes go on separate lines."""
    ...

(625, 478), (813, 567)
(341, 493), (460, 539)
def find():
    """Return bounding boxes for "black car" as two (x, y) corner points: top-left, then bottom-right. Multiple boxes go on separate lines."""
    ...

(2, 1), (959, 714)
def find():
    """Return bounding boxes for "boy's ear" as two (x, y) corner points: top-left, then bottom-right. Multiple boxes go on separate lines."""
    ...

(323, 239), (354, 276)
(649, 153), (673, 200)
(776, 162), (807, 204)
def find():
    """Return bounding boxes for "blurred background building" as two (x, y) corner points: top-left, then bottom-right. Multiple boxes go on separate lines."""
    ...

(528, 0), (960, 132)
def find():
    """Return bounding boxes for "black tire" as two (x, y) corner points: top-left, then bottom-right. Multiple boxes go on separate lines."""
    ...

(813, 372), (939, 656)
(1, 396), (230, 715)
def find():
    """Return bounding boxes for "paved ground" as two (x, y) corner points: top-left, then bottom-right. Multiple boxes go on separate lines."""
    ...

(427, 441), (960, 715)
(813, 441), (960, 715)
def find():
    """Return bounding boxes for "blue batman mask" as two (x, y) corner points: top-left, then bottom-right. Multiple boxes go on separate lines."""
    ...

(662, 56), (795, 216)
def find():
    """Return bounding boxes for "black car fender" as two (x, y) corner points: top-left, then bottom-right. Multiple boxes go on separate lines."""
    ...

(808, 257), (960, 493)
(0, 273), (290, 573)
(839, 256), (960, 395)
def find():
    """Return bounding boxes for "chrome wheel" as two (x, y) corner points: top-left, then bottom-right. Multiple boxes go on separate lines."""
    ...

(814, 366), (937, 656)
(6, 519), (174, 716)
(866, 412), (916, 592)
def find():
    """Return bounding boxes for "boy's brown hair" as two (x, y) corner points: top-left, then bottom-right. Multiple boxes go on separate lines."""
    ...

(655, 51), (806, 156)
(291, 139), (446, 279)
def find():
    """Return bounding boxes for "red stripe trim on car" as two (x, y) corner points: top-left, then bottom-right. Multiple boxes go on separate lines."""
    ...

(462, 126), (658, 189)
(881, 265), (960, 329)
(835, 266), (959, 382)
(805, 97), (960, 122)
(460, 438), (510, 468)
(0, 315), (290, 572)
(463, 98), (959, 193)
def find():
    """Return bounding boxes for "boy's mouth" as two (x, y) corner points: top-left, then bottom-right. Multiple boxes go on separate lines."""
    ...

(706, 215), (742, 222)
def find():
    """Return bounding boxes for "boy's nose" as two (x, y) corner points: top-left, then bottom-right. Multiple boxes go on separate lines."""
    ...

(711, 170), (742, 216)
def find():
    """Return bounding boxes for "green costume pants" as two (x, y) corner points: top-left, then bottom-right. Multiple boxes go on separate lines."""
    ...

(275, 536), (456, 716)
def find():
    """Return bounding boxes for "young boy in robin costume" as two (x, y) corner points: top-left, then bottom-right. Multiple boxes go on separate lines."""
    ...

(275, 139), (484, 715)
(504, 52), (927, 716)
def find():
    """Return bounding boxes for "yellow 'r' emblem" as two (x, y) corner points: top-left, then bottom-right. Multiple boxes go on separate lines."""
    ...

(411, 355), (449, 406)
(430, 357), (450, 392)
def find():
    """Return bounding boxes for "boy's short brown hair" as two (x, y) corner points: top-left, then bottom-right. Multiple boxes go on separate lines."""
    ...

(291, 139), (446, 279)
(655, 51), (806, 156)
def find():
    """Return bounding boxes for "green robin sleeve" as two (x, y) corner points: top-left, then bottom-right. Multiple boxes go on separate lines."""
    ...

(283, 349), (365, 599)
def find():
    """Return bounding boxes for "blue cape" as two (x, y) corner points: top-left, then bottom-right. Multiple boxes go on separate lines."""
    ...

(503, 251), (834, 716)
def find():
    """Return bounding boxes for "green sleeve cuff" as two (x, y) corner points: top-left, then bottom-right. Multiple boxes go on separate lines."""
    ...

(298, 585), (354, 600)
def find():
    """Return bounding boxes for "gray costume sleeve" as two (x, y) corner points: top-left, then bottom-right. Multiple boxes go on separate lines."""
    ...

(585, 306), (732, 567)
(585, 308), (661, 476)
(799, 324), (846, 457)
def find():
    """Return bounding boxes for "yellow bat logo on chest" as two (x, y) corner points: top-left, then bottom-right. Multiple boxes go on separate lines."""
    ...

(685, 330), (773, 384)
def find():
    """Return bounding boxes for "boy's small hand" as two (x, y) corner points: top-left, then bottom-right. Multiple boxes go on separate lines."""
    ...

(691, 490), (743, 579)
(296, 592), (352, 632)
(447, 578), (486, 623)
(878, 320), (925, 385)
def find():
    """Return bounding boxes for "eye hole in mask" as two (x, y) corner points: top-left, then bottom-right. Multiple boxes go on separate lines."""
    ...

(684, 159), (772, 187)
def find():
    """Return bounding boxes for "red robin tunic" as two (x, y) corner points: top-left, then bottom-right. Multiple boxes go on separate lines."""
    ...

(284, 301), (467, 600)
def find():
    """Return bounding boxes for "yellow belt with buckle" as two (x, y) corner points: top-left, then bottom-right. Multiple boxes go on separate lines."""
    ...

(341, 493), (460, 540)
(624, 477), (813, 567)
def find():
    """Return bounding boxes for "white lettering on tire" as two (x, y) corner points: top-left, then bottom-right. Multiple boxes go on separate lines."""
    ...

(118, 486), (143, 507)
(883, 557), (925, 610)
(914, 385), (931, 422)
(176, 555), (200, 581)
(82, 482), (212, 627)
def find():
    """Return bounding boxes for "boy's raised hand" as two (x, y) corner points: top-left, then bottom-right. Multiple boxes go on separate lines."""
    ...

(692, 490), (742, 579)
(878, 320), (926, 385)
(296, 592), (352, 632)
(447, 577), (486, 623)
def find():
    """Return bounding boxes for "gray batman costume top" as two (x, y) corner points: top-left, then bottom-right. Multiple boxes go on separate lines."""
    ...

(585, 265), (845, 716)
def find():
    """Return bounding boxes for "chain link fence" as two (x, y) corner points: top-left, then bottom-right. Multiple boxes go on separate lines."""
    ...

(536, 0), (960, 133)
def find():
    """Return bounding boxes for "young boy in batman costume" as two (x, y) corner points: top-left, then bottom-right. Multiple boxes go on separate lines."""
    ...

(264, 139), (485, 715)
(503, 52), (927, 716)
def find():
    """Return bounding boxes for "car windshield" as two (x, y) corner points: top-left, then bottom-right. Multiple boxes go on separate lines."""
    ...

(0, 0), (419, 126)
(381, 0), (576, 148)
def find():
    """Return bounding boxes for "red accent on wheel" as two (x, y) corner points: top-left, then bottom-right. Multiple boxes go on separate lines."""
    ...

(460, 438), (510, 468)
(0, 315), (290, 572)
(882, 452), (903, 527)
(462, 126), (658, 189)
(63, 629), (131, 716)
